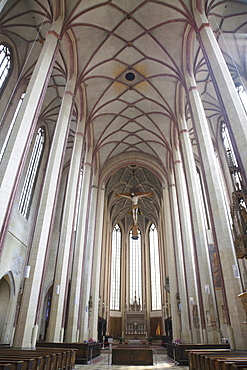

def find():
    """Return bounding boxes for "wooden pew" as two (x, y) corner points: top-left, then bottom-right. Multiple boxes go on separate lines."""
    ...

(35, 347), (76, 369)
(203, 353), (247, 370)
(225, 360), (247, 370)
(37, 342), (100, 364)
(188, 349), (247, 370)
(0, 357), (38, 370)
(0, 347), (76, 370)
(0, 361), (23, 370)
(188, 349), (231, 369)
(219, 359), (247, 370)
(0, 363), (12, 370)
(167, 343), (230, 366)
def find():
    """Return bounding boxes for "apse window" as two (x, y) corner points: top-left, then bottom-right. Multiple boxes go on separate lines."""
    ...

(18, 127), (45, 218)
(0, 43), (12, 94)
(110, 224), (122, 310)
(129, 229), (142, 308)
(149, 223), (162, 311)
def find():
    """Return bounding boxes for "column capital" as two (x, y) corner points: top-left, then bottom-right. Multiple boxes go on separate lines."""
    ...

(173, 160), (182, 166)
(46, 30), (61, 40)
(63, 90), (75, 98)
(197, 23), (212, 33)
(178, 129), (189, 136)
(186, 86), (198, 94)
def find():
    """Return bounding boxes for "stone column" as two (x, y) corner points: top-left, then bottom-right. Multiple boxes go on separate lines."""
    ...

(0, 21), (63, 250)
(186, 71), (247, 349)
(12, 76), (75, 349)
(65, 145), (92, 342)
(177, 110), (220, 343)
(79, 180), (99, 341)
(168, 170), (192, 342)
(173, 147), (203, 343)
(89, 186), (106, 340)
(162, 185), (180, 341)
(192, 2), (247, 173)
(46, 116), (84, 343)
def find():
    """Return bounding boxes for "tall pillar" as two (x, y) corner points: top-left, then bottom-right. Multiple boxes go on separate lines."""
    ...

(186, 71), (247, 349)
(162, 185), (180, 341)
(89, 187), (106, 340)
(65, 143), (92, 342)
(177, 103), (220, 343)
(169, 170), (192, 342)
(46, 114), (84, 343)
(173, 147), (202, 343)
(0, 21), (63, 250)
(12, 76), (75, 349)
(192, 2), (247, 173)
(79, 180), (99, 341)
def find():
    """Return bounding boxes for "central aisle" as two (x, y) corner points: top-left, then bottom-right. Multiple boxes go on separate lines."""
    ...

(75, 346), (189, 369)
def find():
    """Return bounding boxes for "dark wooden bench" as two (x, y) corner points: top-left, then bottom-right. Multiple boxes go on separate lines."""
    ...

(0, 357), (38, 370)
(188, 349), (247, 370)
(224, 361), (247, 369)
(204, 353), (247, 370)
(188, 349), (231, 369)
(0, 347), (76, 370)
(0, 361), (24, 370)
(37, 342), (100, 364)
(167, 343), (231, 366)
(0, 364), (12, 370)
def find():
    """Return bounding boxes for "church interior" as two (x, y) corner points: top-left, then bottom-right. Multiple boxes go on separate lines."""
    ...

(0, 0), (247, 363)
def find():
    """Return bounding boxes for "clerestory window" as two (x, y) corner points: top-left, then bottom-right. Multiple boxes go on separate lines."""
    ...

(0, 43), (12, 94)
(236, 84), (247, 114)
(221, 122), (242, 191)
(0, 92), (25, 162)
(18, 127), (45, 218)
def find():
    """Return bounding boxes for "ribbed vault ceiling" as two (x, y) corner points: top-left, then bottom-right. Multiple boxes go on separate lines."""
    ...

(1, 0), (247, 226)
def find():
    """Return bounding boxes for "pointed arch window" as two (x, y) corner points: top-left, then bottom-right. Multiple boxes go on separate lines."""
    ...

(221, 122), (242, 191)
(0, 43), (12, 94)
(0, 92), (25, 162)
(149, 224), (162, 311)
(110, 224), (122, 310)
(236, 83), (247, 114)
(18, 127), (45, 218)
(129, 229), (142, 308)
(196, 168), (210, 230)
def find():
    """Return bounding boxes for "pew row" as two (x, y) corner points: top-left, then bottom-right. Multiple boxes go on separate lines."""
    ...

(0, 346), (77, 370)
(167, 342), (231, 366)
(37, 342), (101, 364)
(188, 349), (247, 370)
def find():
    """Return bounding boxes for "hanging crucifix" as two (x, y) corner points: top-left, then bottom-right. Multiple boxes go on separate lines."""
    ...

(116, 191), (153, 239)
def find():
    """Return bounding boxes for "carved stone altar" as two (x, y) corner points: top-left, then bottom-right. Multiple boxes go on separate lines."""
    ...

(124, 297), (147, 340)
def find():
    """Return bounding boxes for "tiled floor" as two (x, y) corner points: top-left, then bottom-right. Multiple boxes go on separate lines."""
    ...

(75, 347), (189, 369)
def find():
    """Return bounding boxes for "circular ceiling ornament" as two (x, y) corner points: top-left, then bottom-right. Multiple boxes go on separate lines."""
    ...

(125, 72), (135, 81)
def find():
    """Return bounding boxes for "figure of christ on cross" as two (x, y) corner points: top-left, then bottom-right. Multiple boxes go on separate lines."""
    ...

(116, 191), (153, 233)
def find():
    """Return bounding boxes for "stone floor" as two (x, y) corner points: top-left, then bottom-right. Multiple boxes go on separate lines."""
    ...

(75, 347), (189, 369)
